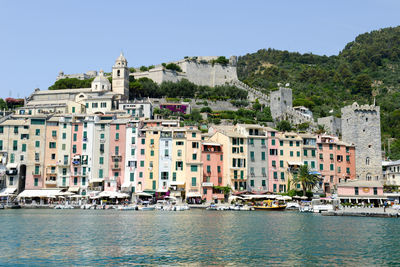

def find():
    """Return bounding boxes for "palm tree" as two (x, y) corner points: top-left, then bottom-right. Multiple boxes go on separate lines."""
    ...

(292, 165), (320, 196)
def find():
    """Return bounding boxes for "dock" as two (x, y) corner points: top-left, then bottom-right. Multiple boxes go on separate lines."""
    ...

(322, 207), (400, 218)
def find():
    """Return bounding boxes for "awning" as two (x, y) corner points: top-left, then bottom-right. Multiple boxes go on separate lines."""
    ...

(169, 181), (185, 186)
(90, 178), (104, 184)
(338, 196), (387, 200)
(242, 194), (279, 199)
(0, 187), (17, 197)
(186, 192), (202, 198)
(135, 192), (152, 197)
(68, 186), (80, 192)
(121, 182), (133, 188)
(288, 161), (303, 166)
(18, 189), (62, 198)
(6, 163), (18, 169)
(98, 191), (129, 198)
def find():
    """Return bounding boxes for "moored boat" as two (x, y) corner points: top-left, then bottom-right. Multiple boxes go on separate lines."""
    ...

(254, 199), (286, 210)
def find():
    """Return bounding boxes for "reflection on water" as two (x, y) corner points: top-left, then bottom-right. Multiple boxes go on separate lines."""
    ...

(0, 209), (400, 265)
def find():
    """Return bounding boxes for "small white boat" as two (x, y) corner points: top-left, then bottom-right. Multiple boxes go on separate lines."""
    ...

(54, 204), (74, 209)
(139, 205), (155, 211)
(286, 202), (300, 210)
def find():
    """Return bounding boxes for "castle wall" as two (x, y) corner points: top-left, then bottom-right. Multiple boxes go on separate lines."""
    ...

(318, 116), (342, 136)
(270, 87), (292, 119)
(341, 103), (382, 181)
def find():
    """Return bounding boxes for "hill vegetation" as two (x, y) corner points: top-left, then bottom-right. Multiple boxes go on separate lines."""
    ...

(237, 26), (400, 159)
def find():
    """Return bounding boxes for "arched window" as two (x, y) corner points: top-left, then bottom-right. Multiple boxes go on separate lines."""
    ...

(366, 173), (372, 181)
(366, 157), (370, 165)
(117, 70), (120, 77)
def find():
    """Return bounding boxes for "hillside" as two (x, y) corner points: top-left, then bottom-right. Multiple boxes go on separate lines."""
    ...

(237, 26), (400, 160)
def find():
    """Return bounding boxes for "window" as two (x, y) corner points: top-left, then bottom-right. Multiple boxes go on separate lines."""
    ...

(220, 155), (223, 161)
(74, 177), (78, 185)
(62, 133), (66, 139)
(141, 139), (145, 145)
(99, 157), (104, 164)
(304, 149), (308, 156)
(373, 187), (377, 195)
(311, 150), (316, 157)
(355, 187), (359, 195)
(139, 172), (143, 178)
(13, 140), (18, 151)
(281, 172), (285, 180)
(140, 161), (144, 167)
(74, 125), (78, 132)
(261, 139), (266, 146)
(172, 172), (176, 181)
(49, 142), (56, 149)
(164, 149), (169, 157)
(320, 164), (324, 171)
(131, 137), (136, 144)
(330, 164), (334, 171)
(318, 144), (322, 150)
(290, 151), (293, 157)
(73, 134), (77, 141)
(280, 141), (283, 146)
(152, 181), (156, 190)
(346, 155), (350, 162)
(280, 160), (283, 167)
(35, 141), (40, 148)
(346, 147), (350, 153)
(150, 150), (154, 156)
(99, 169), (103, 178)
(366, 157), (370, 165)
(62, 168), (67, 175)
(72, 107), (76, 113)
(330, 154), (334, 160)
(177, 150), (182, 157)
(115, 146), (119, 155)
(192, 142), (199, 148)
(273, 184), (277, 192)
(207, 154), (210, 161)
(83, 143), (86, 150)
(22, 143), (26, 152)
(35, 165), (40, 175)
(207, 165), (211, 173)
(296, 141), (300, 147)
(289, 141), (293, 147)
(329, 144), (333, 150)
(35, 129), (40, 136)
(0, 126), (3, 134)
(261, 152), (266, 161)
(192, 153), (197, 160)
(192, 133), (196, 138)
(319, 154), (323, 159)
(191, 177), (196, 187)
(150, 172), (153, 179)
(280, 150), (283, 156)
(0, 140), (2, 150)
(72, 145), (77, 153)
(217, 166), (221, 173)
(62, 144), (66, 151)
(131, 148), (135, 156)
(297, 151), (300, 157)
(274, 172), (278, 179)
(34, 178), (38, 187)
(150, 139), (154, 145)
(250, 151), (255, 161)
(272, 160), (276, 167)
(262, 180), (266, 186)
(311, 161), (315, 169)
(346, 167), (350, 174)
(304, 161), (308, 166)
(10, 154), (14, 163)
(116, 124), (120, 130)
(191, 165), (198, 172)
(271, 139), (275, 146)
(250, 180), (254, 187)
(115, 133), (119, 140)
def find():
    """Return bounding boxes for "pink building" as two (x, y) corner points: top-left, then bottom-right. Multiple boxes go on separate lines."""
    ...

(136, 129), (146, 192)
(337, 180), (385, 205)
(70, 122), (83, 192)
(201, 142), (224, 203)
(266, 128), (279, 193)
(107, 122), (126, 191)
(317, 135), (356, 194)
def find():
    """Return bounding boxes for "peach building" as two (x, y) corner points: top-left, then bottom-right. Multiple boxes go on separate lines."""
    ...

(337, 180), (385, 205)
(107, 121), (127, 191)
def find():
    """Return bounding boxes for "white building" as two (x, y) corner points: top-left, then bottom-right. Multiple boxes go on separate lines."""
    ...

(383, 160), (400, 186)
(119, 99), (153, 119)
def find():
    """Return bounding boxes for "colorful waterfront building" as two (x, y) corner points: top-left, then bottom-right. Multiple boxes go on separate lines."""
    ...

(277, 132), (303, 192)
(317, 135), (356, 194)
(201, 142), (224, 202)
(209, 126), (247, 192)
(170, 128), (187, 201)
(265, 127), (279, 193)
(235, 124), (268, 192)
(337, 180), (384, 205)
(44, 117), (59, 188)
(107, 119), (127, 191)
(184, 127), (202, 202)
(124, 120), (140, 193)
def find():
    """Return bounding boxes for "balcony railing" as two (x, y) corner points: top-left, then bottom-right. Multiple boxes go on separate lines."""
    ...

(32, 171), (41, 176)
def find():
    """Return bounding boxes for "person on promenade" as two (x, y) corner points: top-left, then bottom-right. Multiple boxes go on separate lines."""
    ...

(384, 201), (388, 212)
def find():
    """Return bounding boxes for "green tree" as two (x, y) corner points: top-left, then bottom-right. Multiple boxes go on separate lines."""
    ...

(292, 165), (320, 196)
(276, 120), (292, 132)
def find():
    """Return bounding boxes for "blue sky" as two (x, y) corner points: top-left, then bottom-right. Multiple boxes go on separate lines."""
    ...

(0, 0), (399, 98)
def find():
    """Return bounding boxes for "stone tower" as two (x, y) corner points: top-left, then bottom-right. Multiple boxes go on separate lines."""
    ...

(269, 87), (293, 120)
(341, 102), (382, 181)
(112, 52), (129, 98)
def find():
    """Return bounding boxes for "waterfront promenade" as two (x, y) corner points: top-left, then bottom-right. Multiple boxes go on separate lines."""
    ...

(323, 207), (399, 217)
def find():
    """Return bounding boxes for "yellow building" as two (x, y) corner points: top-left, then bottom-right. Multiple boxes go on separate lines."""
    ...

(184, 127), (203, 202)
(143, 127), (160, 192)
(277, 132), (303, 192)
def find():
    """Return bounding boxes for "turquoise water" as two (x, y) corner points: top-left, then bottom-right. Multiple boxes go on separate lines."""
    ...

(0, 209), (399, 266)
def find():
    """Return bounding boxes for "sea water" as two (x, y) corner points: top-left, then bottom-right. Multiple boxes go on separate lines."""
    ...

(0, 209), (399, 266)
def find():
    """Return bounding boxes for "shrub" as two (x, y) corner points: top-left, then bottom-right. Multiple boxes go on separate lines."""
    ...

(165, 63), (182, 72)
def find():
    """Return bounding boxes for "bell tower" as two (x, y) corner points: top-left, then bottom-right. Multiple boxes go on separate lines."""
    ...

(112, 52), (129, 97)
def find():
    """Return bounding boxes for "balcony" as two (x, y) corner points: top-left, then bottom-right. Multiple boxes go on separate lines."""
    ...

(58, 161), (69, 166)
(6, 169), (18, 175)
(112, 155), (122, 162)
(32, 171), (41, 176)
(100, 139), (106, 143)
(45, 178), (57, 185)
(112, 164), (121, 170)
(202, 182), (213, 187)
